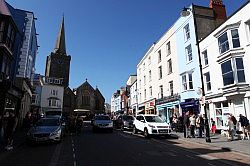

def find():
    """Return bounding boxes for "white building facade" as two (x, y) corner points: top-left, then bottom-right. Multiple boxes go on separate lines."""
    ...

(129, 79), (138, 115)
(111, 92), (121, 115)
(40, 77), (64, 115)
(199, 1), (250, 129)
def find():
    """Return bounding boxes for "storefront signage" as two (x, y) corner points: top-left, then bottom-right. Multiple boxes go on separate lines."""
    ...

(145, 99), (155, 110)
(156, 94), (180, 105)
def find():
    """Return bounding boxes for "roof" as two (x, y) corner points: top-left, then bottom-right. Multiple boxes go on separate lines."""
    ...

(0, 0), (11, 16)
(54, 16), (67, 55)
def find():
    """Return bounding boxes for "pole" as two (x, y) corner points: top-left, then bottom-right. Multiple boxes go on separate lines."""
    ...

(192, 4), (211, 143)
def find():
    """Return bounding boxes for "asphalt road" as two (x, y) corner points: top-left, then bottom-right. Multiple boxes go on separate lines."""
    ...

(0, 123), (249, 166)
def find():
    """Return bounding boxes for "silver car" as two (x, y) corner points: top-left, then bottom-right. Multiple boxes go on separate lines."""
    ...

(92, 115), (113, 132)
(27, 117), (63, 143)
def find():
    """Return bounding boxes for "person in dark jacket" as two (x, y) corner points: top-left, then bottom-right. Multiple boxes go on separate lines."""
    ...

(5, 112), (18, 150)
(183, 111), (190, 138)
(239, 114), (249, 140)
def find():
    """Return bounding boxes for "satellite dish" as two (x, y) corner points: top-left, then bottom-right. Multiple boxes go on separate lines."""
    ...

(181, 8), (191, 17)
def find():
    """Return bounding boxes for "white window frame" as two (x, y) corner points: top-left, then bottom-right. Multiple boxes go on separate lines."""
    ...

(158, 66), (162, 80)
(181, 72), (194, 91)
(202, 50), (208, 66)
(149, 70), (152, 81)
(169, 81), (173, 96)
(166, 41), (171, 56)
(158, 50), (162, 63)
(149, 86), (152, 98)
(184, 24), (190, 41)
(185, 44), (192, 63)
(159, 85), (163, 99)
(204, 72), (211, 91)
(167, 59), (172, 74)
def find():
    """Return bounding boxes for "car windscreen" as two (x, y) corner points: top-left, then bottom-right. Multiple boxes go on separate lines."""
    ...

(36, 118), (60, 126)
(123, 116), (134, 121)
(95, 116), (110, 120)
(145, 116), (164, 123)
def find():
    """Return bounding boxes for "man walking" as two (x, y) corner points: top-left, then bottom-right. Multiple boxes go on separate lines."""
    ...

(239, 114), (249, 140)
(5, 111), (18, 150)
(183, 111), (190, 138)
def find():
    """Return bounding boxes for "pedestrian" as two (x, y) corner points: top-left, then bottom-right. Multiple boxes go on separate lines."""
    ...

(196, 114), (204, 138)
(183, 111), (190, 138)
(210, 118), (216, 135)
(189, 114), (196, 138)
(5, 111), (18, 150)
(230, 114), (237, 130)
(171, 114), (178, 132)
(226, 116), (235, 141)
(238, 114), (249, 140)
(23, 112), (33, 132)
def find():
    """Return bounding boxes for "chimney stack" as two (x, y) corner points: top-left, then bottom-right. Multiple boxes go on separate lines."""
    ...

(209, 0), (227, 21)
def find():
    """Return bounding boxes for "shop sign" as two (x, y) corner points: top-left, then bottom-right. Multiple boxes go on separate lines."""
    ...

(156, 94), (180, 105)
(145, 99), (155, 110)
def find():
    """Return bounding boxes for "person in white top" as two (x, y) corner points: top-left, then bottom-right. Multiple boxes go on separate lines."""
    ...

(189, 114), (196, 138)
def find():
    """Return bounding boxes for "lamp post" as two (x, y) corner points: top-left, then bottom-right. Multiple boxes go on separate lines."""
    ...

(181, 5), (211, 143)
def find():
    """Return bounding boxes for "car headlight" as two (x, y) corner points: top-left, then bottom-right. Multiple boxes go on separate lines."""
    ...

(51, 128), (61, 136)
(148, 124), (155, 128)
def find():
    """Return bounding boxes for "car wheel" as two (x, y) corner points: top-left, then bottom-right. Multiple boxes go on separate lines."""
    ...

(133, 126), (138, 134)
(144, 128), (150, 138)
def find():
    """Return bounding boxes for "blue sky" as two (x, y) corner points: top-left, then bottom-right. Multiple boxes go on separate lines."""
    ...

(7, 0), (247, 103)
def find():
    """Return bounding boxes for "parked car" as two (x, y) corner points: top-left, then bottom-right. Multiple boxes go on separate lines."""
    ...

(92, 115), (113, 132)
(115, 115), (134, 130)
(26, 117), (64, 143)
(133, 115), (171, 138)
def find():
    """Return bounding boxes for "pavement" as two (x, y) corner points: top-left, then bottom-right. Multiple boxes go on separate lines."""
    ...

(170, 131), (250, 155)
(0, 129), (27, 154)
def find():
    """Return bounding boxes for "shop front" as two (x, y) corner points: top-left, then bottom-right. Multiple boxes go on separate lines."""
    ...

(144, 99), (156, 115)
(180, 98), (200, 116)
(156, 94), (180, 123)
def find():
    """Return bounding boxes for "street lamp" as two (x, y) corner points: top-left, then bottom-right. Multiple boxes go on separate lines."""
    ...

(181, 5), (211, 143)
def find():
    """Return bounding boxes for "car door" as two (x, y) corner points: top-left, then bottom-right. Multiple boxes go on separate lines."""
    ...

(137, 116), (145, 131)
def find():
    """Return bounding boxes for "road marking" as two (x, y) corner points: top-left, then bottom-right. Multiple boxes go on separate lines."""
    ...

(49, 143), (62, 166)
(198, 154), (218, 160)
(208, 163), (216, 166)
(73, 161), (77, 166)
(73, 153), (76, 159)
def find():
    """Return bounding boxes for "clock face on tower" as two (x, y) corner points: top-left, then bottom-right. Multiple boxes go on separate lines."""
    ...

(56, 59), (63, 65)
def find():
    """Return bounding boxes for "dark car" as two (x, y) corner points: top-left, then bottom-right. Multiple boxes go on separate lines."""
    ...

(115, 115), (134, 130)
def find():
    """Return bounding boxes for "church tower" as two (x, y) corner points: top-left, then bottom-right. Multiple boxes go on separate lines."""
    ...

(45, 16), (71, 87)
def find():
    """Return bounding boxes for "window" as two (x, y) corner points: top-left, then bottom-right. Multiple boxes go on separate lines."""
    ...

(186, 44), (192, 62)
(144, 89), (146, 100)
(143, 63), (145, 70)
(169, 81), (173, 96)
(158, 66), (162, 79)
(184, 24), (190, 41)
(0, 21), (4, 42)
(188, 73), (193, 90)
(149, 70), (152, 81)
(221, 58), (245, 86)
(83, 96), (90, 106)
(246, 21), (250, 42)
(218, 32), (229, 54)
(166, 41), (171, 55)
(182, 75), (187, 91)
(167, 59), (172, 74)
(159, 85), (163, 98)
(204, 72), (211, 91)
(49, 99), (59, 107)
(144, 75), (146, 85)
(51, 90), (58, 96)
(231, 29), (240, 48)
(149, 86), (152, 97)
(139, 68), (141, 75)
(139, 79), (141, 88)
(181, 73), (193, 91)
(148, 56), (151, 65)
(202, 50), (208, 66)
(158, 50), (162, 63)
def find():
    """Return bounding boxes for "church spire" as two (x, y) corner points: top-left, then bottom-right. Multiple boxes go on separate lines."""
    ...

(54, 16), (66, 55)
